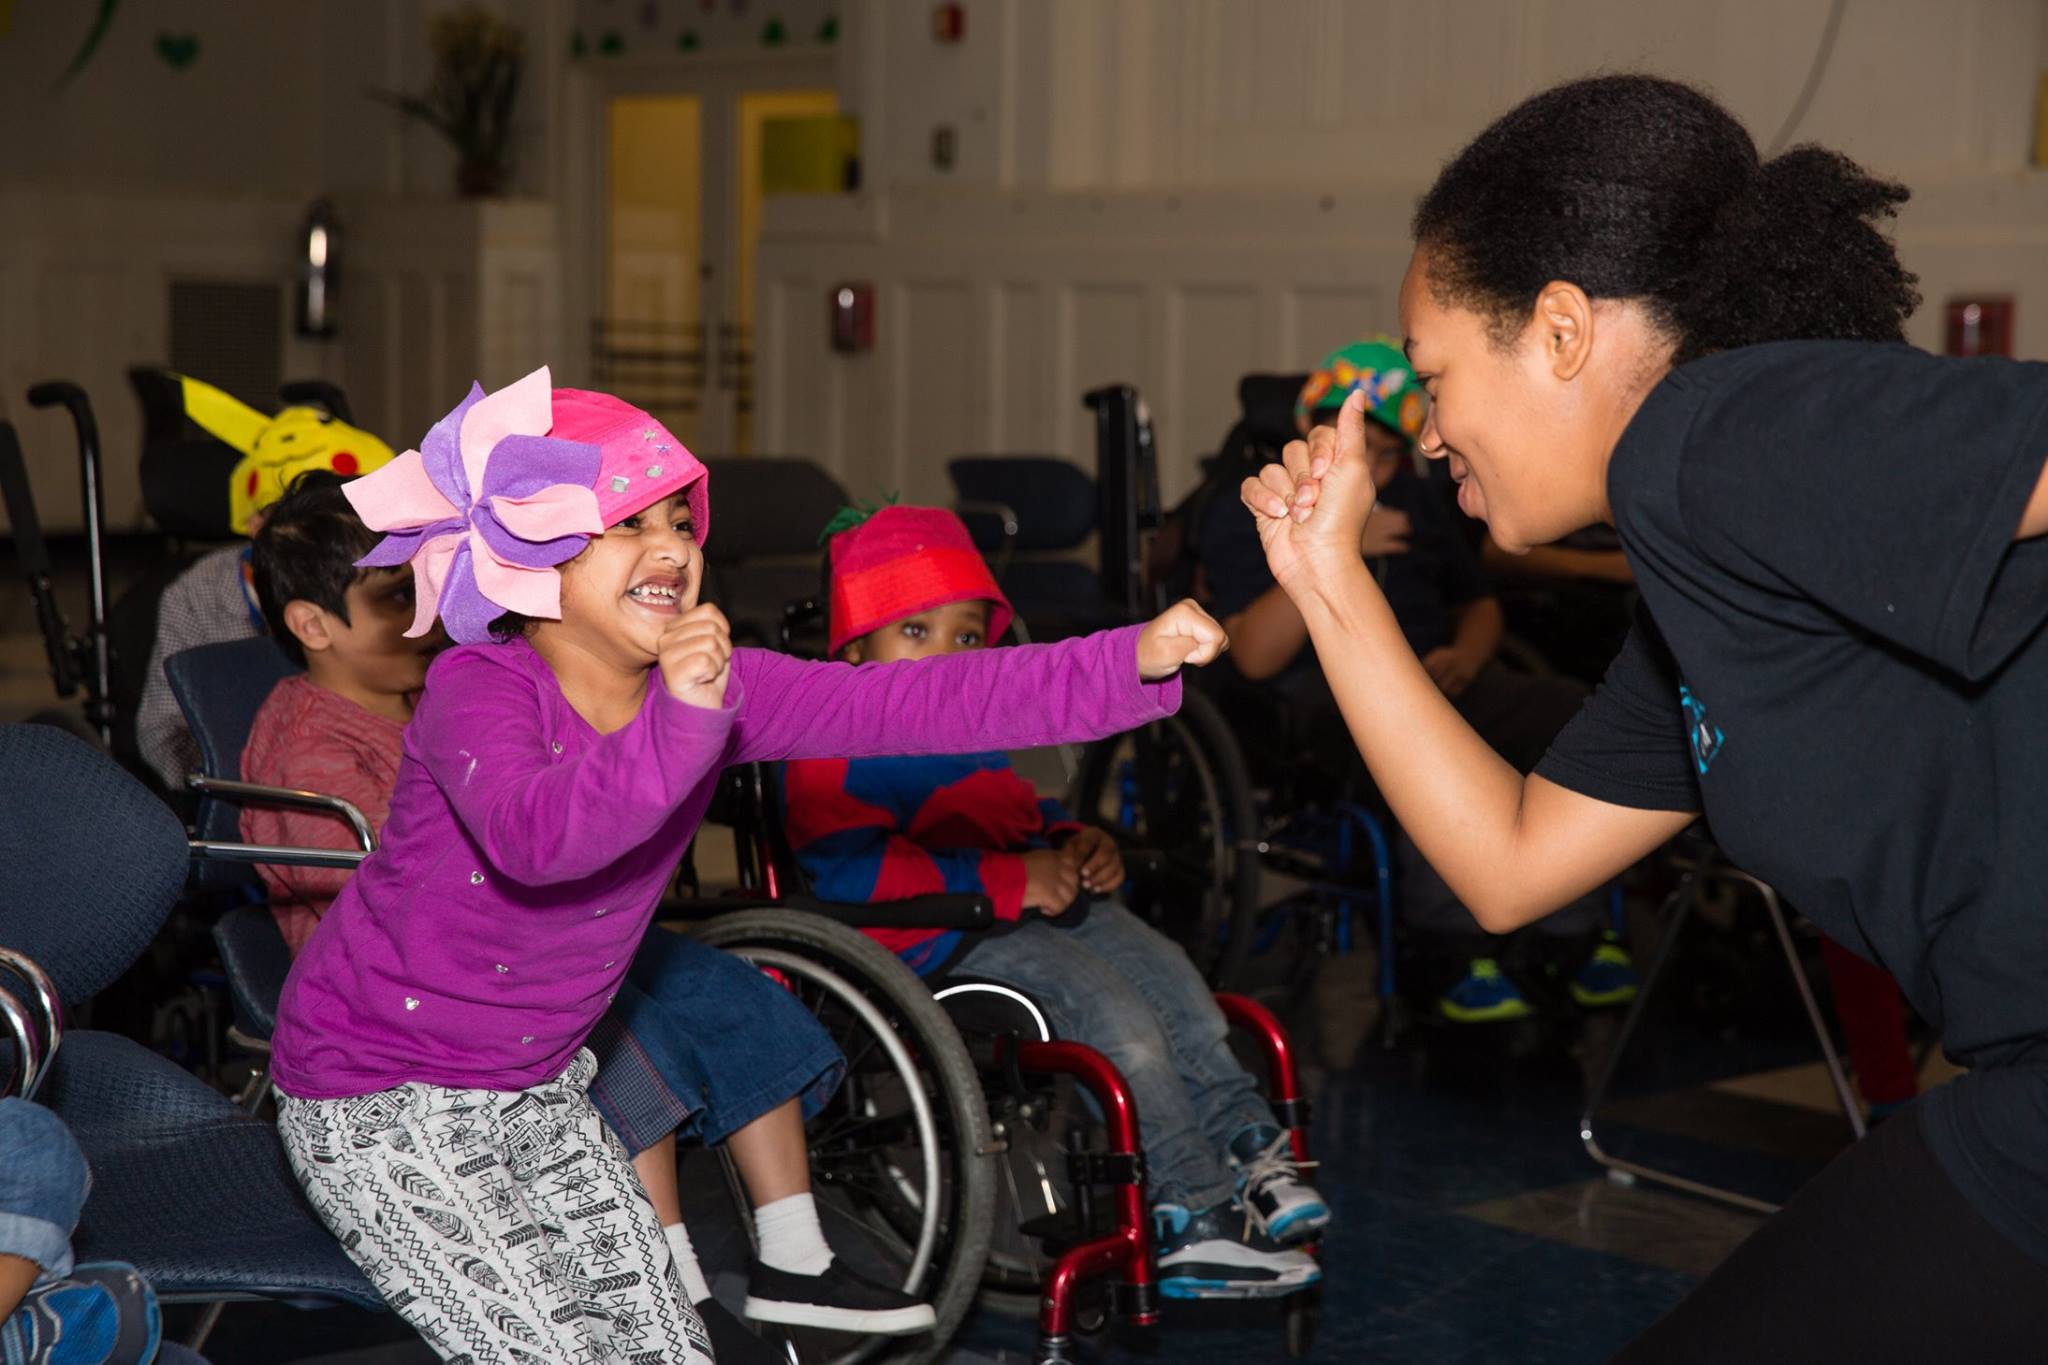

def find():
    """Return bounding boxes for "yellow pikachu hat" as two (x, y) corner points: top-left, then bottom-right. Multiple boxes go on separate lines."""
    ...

(177, 375), (396, 534)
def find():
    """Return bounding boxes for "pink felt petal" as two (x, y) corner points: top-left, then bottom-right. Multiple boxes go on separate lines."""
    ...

(408, 534), (462, 637)
(471, 532), (563, 622)
(345, 450), (459, 532)
(458, 366), (554, 496)
(488, 484), (603, 542)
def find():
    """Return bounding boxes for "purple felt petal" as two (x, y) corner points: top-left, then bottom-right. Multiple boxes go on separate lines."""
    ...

(435, 544), (501, 646)
(420, 382), (486, 511)
(471, 504), (590, 570)
(480, 435), (602, 501)
(355, 517), (465, 569)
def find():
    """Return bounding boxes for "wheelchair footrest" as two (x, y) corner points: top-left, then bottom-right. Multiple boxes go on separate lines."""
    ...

(1066, 1149), (1146, 1187)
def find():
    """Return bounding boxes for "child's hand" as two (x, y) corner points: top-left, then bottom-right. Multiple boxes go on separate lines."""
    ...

(1067, 826), (1126, 894)
(659, 604), (733, 709)
(1022, 847), (1082, 916)
(1137, 599), (1228, 679)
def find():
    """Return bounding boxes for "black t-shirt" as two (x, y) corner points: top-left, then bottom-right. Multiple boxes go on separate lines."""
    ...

(1197, 462), (1489, 680)
(1535, 339), (2048, 1260)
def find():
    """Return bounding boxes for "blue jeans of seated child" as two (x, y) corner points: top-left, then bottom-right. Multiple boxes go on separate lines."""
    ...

(950, 903), (1276, 1212)
(587, 929), (847, 1158)
(0, 1099), (86, 1287)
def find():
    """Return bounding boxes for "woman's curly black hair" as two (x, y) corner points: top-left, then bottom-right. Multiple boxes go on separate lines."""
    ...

(1412, 75), (1921, 364)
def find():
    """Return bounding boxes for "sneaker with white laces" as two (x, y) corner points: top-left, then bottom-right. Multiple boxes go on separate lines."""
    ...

(1227, 1125), (1331, 1247)
(1152, 1201), (1322, 1300)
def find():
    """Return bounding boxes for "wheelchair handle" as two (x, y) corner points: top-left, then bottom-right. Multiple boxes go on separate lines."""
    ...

(25, 381), (112, 743)
(0, 949), (63, 1099)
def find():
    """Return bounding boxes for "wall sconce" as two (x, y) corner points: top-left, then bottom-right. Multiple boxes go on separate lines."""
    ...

(297, 198), (339, 339)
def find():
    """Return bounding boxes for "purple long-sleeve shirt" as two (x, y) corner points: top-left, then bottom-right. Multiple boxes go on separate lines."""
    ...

(269, 625), (1179, 1099)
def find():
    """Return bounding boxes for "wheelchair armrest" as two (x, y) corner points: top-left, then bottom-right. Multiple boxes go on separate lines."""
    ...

(0, 949), (62, 1096)
(185, 774), (377, 853)
(798, 892), (995, 931)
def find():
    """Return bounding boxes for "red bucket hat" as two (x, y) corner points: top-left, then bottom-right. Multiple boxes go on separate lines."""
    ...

(826, 504), (1013, 657)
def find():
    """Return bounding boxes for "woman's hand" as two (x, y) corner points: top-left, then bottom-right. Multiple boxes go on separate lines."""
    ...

(1242, 389), (1381, 594)
(1137, 599), (1228, 679)
(659, 604), (733, 709)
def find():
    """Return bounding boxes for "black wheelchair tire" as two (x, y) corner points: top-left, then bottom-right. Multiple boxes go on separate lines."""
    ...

(1069, 686), (1262, 991)
(696, 911), (997, 1364)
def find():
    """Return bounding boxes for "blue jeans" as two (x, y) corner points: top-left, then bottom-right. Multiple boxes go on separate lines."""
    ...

(587, 930), (846, 1157)
(951, 904), (1275, 1211)
(0, 1099), (86, 1286)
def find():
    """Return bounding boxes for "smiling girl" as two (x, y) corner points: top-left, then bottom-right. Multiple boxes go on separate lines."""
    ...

(267, 369), (1226, 1364)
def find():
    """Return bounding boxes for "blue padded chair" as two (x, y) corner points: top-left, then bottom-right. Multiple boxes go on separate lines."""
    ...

(0, 723), (380, 1352)
(165, 638), (373, 1078)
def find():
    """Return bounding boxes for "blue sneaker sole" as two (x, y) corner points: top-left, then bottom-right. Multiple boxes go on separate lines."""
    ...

(1158, 1268), (1322, 1301)
(1263, 1202), (1331, 1245)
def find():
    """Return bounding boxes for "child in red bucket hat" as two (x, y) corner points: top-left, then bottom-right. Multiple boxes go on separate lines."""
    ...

(267, 371), (1230, 1364)
(788, 504), (1331, 1301)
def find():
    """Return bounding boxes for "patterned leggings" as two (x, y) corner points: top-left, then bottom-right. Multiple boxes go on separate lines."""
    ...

(278, 1050), (713, 1365)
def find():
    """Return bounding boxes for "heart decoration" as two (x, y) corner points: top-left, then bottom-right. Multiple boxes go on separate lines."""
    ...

(153, 30), (199, 70)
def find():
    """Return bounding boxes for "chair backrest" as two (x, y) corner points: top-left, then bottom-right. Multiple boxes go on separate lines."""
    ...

(700, 456), (849, 563)
(165, 637), (302, 887)
(698, 457), (848, 643)
(0, 725), (190, 1008)
(947, 456), (1096, 552)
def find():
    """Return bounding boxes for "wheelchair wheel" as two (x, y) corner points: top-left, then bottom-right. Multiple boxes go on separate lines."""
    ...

(697, 911), (996, 1364)
(1069, 686), (1262, 990)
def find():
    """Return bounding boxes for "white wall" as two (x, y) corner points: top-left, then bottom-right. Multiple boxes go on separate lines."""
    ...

(757, 0), (2048, 506)
(0, 0), (568, 530)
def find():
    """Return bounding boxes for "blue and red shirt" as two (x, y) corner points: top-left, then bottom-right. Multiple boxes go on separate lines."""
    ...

(783, 751), (1081, 975)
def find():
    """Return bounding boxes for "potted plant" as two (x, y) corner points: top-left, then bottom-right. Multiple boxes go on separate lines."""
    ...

(371, 7), (526, 197)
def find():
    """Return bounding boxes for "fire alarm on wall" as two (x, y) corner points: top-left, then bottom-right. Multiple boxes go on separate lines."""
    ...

(1946, 296), (2014, 357)
(831, 283), (874, 353)
(933, 3), (965, 42)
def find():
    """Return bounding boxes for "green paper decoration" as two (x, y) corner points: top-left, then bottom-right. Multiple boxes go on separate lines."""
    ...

(598, 29), (624, 55)
(761, 17), (786, 46)
(678, 29), (700, 51)
(153, 30), (199, 70)
(817, 15), (839, 43)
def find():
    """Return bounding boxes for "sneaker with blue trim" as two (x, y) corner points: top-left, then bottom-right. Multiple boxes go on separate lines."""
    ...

(1569, 933), (1640, 1010)
(1152, 1202), (1321, 1300)
(0, 1262), (160, 1365)
(1439, 957), (1532, 1023)
(1227, 1125), (1329, 1247)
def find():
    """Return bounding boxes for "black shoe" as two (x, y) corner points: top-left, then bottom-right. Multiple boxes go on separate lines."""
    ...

(695, 1295), (785, 1365)
(741, 1258), (938, 1335)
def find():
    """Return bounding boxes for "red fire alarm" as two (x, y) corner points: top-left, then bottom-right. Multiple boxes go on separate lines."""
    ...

(1946, 296), (2014, 357)
(830, 282), (874, 353)
(932, 3), (965, 42)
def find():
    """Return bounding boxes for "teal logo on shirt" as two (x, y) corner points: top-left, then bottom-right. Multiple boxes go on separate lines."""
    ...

(1680, 685), (1724, 776)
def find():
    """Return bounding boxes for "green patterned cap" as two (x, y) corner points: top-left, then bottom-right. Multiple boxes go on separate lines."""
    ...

(1294, 338), (1426, 441)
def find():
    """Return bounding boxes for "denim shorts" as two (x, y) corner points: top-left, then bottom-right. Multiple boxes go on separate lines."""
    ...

(0, 1098), (88, 1283)
(586, 930), (845, 1157)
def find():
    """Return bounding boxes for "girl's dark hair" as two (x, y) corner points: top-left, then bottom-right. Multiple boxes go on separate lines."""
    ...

(1412, 75), (1920, 363)
(251, 472), (386, 667)
(488, 611), (533, 642)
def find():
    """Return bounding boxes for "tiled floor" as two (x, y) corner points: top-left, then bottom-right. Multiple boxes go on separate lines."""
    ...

(9, 543), (1881, 1364)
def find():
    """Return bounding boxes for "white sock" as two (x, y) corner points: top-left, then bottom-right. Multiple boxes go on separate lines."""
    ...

(753, 1192), (834, 1276)
(665, 1221), (714, 1305)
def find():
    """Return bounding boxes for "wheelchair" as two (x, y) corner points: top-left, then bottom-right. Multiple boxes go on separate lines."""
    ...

(695, 754), (1324, 1363)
